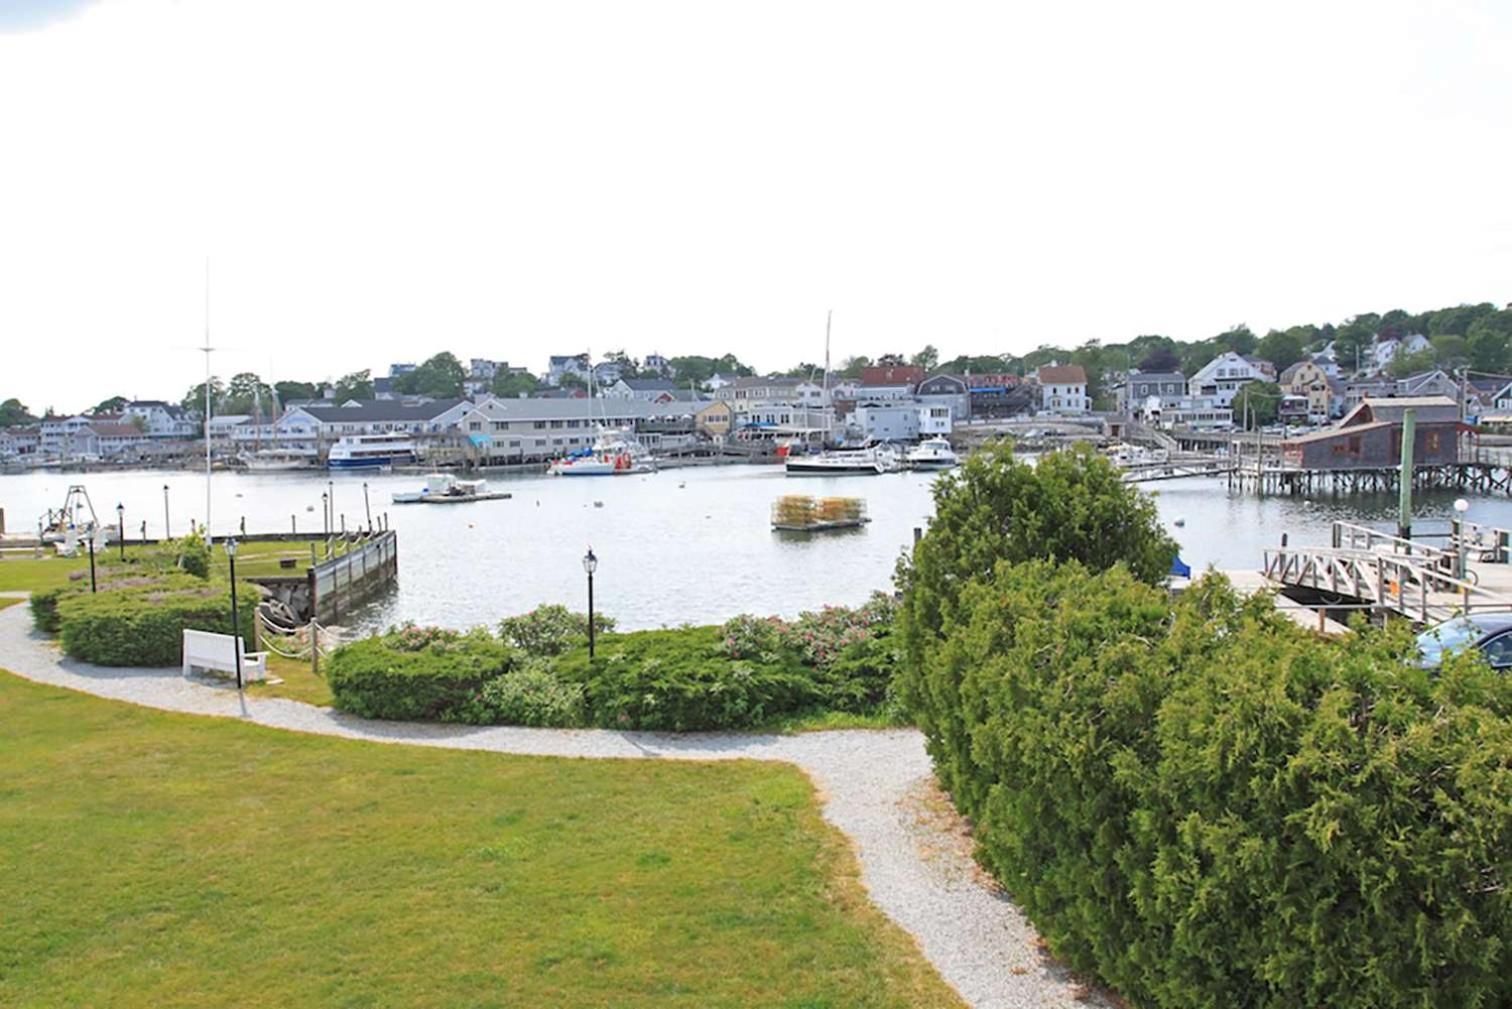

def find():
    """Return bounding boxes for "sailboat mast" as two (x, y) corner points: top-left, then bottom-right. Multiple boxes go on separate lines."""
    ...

(203, 257), (213, 543)
(822, 309), (832, 445)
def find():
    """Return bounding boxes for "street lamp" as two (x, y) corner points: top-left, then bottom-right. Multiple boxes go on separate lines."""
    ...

(582, 547), (598, 659)
(85, 525), (97, 593)
(116, 503), (125, 561)
(225, 538), (244, 693)
(163, 483), (171, 541)
(1454, 498), (1470, 581)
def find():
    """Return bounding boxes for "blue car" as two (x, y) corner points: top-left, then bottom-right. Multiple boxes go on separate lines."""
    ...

(1415, 612), (1512, 671)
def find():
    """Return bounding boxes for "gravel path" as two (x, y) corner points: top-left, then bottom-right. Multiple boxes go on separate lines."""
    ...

(0, 603), (1110, 1009)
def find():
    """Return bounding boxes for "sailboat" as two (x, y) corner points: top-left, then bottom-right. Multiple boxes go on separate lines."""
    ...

(784, 311), (894, 475)
(547, 353), (655, 476)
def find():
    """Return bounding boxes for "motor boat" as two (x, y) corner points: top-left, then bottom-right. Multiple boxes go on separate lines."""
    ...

(548, 429), (654, 476)
(393, 473), (495, 503)
(784, 444), (900, 476)
(328, 434), (417, 470)
(242, 448), (318, 472)
(905, 437), (959, 470)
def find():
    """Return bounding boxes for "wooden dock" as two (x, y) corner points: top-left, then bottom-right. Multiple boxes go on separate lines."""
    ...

(1260, 521), (1512, 626)
(1120, 457), (1237, 483)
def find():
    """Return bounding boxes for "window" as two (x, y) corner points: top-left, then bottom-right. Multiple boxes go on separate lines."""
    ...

(468, 421), (481, 431)
(567, 419), (580, 428)
(550, 420), (564, 429)
(533, 421), (546, 430)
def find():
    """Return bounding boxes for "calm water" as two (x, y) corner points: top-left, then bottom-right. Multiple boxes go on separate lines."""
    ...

(5, 465), (1511, 631)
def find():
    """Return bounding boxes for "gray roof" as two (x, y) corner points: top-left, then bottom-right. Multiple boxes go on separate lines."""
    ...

(621, 378), (677, 391)
(1126, 371), (1185, 384)
(464, 397), (702, 422)
(729, 375), (802, 389)
(294, 399), (466, 423)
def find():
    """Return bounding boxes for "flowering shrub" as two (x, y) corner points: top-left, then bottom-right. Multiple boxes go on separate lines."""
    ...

(718, 614), (785, 661)
(718, 593), (899, 669)
(382, 622), (466, 653)
(460, 661), (586, 727)
(498, 604), (617, 657)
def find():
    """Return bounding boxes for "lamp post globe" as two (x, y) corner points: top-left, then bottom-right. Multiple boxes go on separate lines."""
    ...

(583, 548), (598, 658)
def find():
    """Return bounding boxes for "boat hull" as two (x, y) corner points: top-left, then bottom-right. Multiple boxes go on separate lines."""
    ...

(784, 461), (884, 476)
(328, 454), (413, 470)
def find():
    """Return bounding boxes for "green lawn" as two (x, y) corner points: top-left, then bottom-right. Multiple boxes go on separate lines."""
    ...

(0, 671), (961, 1009)
(0, 538), (355, 594)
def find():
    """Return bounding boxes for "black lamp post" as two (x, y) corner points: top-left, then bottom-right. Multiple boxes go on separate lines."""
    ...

(226, 537), (244, 693)
(85, 526), (97, 593)
(116, 502), (126, 561)
(582, 547), (598, 659)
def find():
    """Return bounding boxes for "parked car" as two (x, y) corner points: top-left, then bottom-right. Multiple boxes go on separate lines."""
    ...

(1415, 612), (1512, 670)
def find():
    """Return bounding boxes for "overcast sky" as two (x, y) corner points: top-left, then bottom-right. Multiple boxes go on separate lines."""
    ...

(2, 0), (1509, 412)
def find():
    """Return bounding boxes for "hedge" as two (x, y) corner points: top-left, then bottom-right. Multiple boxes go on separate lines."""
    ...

(912, 560), (1511, 1009)
(57, 585), (257, 667)
(29, 587), (66, 634)
(551, 626), (822, 731)
(326, 637), (517, 720)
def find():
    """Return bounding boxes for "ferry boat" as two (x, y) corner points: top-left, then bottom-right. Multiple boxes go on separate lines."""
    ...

(548, 429), (654, 476)
(242, 448), (318, 472)
(905, 437), (959, 471)
(327, 434), (417, 471)
(784, 444), (900, 476)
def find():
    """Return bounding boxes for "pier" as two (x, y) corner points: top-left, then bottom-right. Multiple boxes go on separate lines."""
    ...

(1261, 520), (1512, 626)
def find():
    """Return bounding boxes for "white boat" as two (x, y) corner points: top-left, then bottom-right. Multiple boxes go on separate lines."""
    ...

(548, 429), (654, 476)
(905, 437), (959, 470)
(393, 473), (494, 503)
(784, 444), (899, 476)
(242, 448), (318, 472)
(328, 434), (417, 470)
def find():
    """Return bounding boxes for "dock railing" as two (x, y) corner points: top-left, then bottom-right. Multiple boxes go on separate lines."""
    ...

(1329, 521), (1458, 568)
(1262, 545), (1494, 625)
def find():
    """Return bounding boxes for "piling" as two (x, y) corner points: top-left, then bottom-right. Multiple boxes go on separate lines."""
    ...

(1397, 408), (1416, 539)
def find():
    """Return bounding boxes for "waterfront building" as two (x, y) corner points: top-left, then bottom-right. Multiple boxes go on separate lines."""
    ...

(453, 396), (703, 464)
(1280, 396), (1463, 469)
(849, 401), (920, 442)
(693, 400), (734, 438)
(276, 399), (470, 456)
(122, 401), (196, 439)
(602, 378), (679, 401)
(917, 403), (953, 436)
(1186, 352), (1272, 408)
(1036, 364), (1090, 415)
(916, 374), (970, 422)
(546, 353), (591, 386)
(1163, 396), (1232, 431)
(1279, 359), (1340, 422)
(1397, 369), (1460, 401)
(966, 373), (1034, 418)
(1116, 370), (1186, 416)
(0, 425), (41, 460)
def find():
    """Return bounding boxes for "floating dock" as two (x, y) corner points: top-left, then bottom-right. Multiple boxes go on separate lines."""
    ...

(771, 495), (870, 532)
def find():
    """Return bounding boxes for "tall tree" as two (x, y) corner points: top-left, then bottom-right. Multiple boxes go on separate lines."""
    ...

(1466, 309), (1512, 373)
(90, 395), (128, 416)
(394, 352), (466, 398)
(333, 370), (374, 401)
(1255, 329), (1305, 373)
(838, 355), (871, 379)
(223, 372), (274, 415)
(910, 345), (940, 373)
(1330, 313), (1380, 374)
(273, 380), (319, 404)
(1231, 381), (1282, 426)
(1213, 325), (1258, 356)
(181, 378), (225, 414)
(0, 398), (34, 426)
(491, 371), (540, 398)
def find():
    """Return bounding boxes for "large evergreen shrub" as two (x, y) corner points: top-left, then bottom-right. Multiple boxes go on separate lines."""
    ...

(896, 442), (1177, 788)
(919, 562), (1511, 1009)
(326, 634), (517, 720)
(57, 584), (256, 666)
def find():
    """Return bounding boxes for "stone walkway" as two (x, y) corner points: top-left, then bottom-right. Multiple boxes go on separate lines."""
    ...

(0, 602), (1110, 1009)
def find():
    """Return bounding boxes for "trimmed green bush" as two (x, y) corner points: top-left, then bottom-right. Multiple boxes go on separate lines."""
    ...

(57, 584), (256, 667)
(29, 587), (67, 633)
(175, 532), (212, 579)
(326, 635), (516, 720)
(498, 604), (616, 657)
(554, 626), (820, 731)
(461, 662), (586, 727)
(916, 561), (1512, 1009)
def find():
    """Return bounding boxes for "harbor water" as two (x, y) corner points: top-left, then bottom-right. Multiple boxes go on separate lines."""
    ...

(4, 465), (1511, 632)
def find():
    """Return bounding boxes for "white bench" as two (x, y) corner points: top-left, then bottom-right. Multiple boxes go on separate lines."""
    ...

(182, 629), (268, 683)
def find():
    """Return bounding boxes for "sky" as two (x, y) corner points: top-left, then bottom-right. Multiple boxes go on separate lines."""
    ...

(1, 0), (1509, 413)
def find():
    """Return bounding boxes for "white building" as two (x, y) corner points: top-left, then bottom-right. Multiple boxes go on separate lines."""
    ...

(1036, 364), (1090, 415)
(602, 378), (679, 401)
(917, 403), (953, 435)
(1371, 333), (1432, 374)
(1186, 352), (1272, 408)
(849, 401), (920, 442)
(123, 401), (196, 439)
(1163, 396), (1233, 431)
(546, 354), (591, 387)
